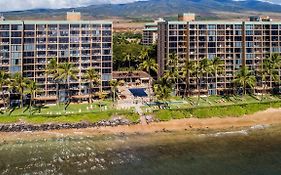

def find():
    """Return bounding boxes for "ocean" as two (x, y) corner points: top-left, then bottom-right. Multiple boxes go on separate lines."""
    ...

(0, 125), (281, 175)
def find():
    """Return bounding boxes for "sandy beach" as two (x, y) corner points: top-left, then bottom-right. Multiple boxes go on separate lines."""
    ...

(1, 108), (281, 141)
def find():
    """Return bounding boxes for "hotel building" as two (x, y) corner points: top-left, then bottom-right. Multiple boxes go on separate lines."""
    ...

(142, 18), (165, 45)
(0, 12), (113, 103)
(157, 15), (281, 95)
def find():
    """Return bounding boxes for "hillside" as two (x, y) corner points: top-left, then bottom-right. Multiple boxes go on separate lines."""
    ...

(3, 0), (281, 20)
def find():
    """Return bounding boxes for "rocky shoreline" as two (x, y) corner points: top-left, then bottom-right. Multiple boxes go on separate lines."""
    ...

(0, 118), (136, 132)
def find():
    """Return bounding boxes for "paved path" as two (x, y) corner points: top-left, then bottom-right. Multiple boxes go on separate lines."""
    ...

(135, 105), (147, 125)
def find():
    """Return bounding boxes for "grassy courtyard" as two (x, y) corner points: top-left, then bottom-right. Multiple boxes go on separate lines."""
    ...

(0, 101), (139, 124)
(0, 95), (281, 125)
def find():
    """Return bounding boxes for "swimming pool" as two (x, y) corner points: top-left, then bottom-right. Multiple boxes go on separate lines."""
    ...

(129, 88), (148, 97)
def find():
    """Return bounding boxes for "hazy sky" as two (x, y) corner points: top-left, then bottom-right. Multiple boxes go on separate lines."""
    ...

(0, 0), (139, 12)
(0, 0), (280, 12)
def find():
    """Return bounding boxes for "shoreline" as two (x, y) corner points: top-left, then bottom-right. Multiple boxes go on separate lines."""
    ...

(1, 108), (281, 141)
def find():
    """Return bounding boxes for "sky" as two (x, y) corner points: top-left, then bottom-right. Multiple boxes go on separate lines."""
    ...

(0, 0), (280, 12)
(0, 0), (139, 12)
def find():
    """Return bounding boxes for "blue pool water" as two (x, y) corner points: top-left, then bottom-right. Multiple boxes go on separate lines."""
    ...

(129, 88), (148, 97)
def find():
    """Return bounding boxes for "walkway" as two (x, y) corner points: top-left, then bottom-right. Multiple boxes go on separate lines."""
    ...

(135, 105), (147, 125)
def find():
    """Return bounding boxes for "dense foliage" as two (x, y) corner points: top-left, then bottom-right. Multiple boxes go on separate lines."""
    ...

(113, 32), (156, 71)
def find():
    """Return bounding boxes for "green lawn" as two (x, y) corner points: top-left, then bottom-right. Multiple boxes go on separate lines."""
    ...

(0, 101), (140, 124)
(1, 95), (281, 125)
(153, 101), (281, 121)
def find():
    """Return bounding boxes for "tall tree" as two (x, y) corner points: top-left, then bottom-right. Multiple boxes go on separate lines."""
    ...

(109, 79), (119, 103)
(269, 53), (281, 92)
(84, 68), (100, 104)
(153, 78), (172, 101)
(0, 71), (10, 110)
(46, 58), (59, 104)
(139, 57), (158, 101)
(233, 66), (256, 95)
(12, 73), (29, 108)
(182, 60), (196, 97)
(55, 62), (78, 110)
(25, 80), (39, 115)
(95, 91), (108, 111)
(211, 57), (224, 95)
(165, 53), (181, 96)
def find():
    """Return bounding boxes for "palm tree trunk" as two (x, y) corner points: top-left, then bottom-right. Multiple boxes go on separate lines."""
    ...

(56, 82), (59, 105)
(206, 73), (209, 101)
(215, 70), (218, 96)
(244, 82), (247, 96)
(262, 80), (265, 101)
(197, 76), (200, 105)
(20, 91), (23, 108)
(89, 82), (93, 104)
(29, 94), (33, 115)
(0, 86), (6, 110)
(148, 69), (151, 101)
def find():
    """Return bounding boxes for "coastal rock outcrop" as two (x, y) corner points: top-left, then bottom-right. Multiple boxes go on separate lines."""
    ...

(0, 118), (135, 133)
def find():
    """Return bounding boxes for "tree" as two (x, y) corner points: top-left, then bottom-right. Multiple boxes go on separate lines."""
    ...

(153, 78), (172, 101)
(25, 80), (39, 115)
(139, 57), (158, 101)
(182, 60), (196, 97)
(84, 68), (100, 104)
(139, 47), (149, 61)
(194, 58), (210, 105)
(138, 57), (158, 76)
(12, 73), (29, 108)
(202, 58), (213, 99)
(269, 53), (281, 92)
(55, 62), (78, 110)
(46, 58), (59, 104)
(211, 57), (224, 95)
(165, 53), (181, 96)
(109, 79), (119, 103)
(95, 91), (108, 111)
(233, 66), (256, 95)
(0, 71), (10, 110)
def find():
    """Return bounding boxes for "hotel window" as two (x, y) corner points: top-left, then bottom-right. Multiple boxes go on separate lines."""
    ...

(0, 31), (9, 37)
(246, 30), (253, 35)
(208, 25), (216, 30)
(234, 25), (242, 29)
(208, 31), (216, 35)
(246, 25), (254, 30)
(246, 42), (253, 47)
(11, 25), (23, 30)
(24, 24), (35, 30)
(272, 25), (278, 29)
(0, 25), (9, 30)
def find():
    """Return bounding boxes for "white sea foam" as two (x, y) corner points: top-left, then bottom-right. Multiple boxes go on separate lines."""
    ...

(206, 124), (270, 137)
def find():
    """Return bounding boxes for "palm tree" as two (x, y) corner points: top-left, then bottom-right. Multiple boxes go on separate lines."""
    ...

(192, 58), (210, 104)
(139, 57), (158, 101)
(138, 57), (158, 76)
(153, 78), (172, 101)
(165, 53), (181, 96)
(12, 73), (29, 108)
(269, 53), (281, 92)
(139, 47), (149, 61)
(55, 62), (78, 110)
(123, 53), (134, 69)
(46, 58), (59, 104)
(233, 66), (256, 95)
(25, 80), (39, 115)
(84, 68), (100, 104)
(0, 71), (10, 110)
(182, 60), (193, 97)
(95, 91), (108, 111)
(202, 58), (213, 99)
(211, 57), (224, 95)
(109, 79), (119, 103)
